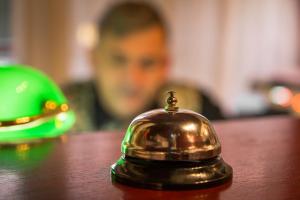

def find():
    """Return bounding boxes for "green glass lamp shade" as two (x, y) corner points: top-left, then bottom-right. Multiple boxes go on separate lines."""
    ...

(0, 64), (75, 144)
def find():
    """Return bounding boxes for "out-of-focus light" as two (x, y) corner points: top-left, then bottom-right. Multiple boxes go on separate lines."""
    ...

(15, 81), (28, 93)
(182, 123), (197, 131)
(55, 113), (68, 128)
(269, 86), (293, 107)
(45, 101), (57, 110)
(76, 23), (98, 49)
(291, 93), (300, 113)
(57, 113), (67, 122)
(60, 135), (68, 143)
(16, 144), (30, 152)
(61, 104), (69, 112)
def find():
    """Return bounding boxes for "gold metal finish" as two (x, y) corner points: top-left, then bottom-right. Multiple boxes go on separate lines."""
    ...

(122, 91), (221, 161)
(112, 90), (232, 189)
(0, 103), (70, 127)
(164, 91), (178, 112)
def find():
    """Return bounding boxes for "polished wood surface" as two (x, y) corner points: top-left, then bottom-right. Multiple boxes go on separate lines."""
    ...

(1, 116), (300, 200)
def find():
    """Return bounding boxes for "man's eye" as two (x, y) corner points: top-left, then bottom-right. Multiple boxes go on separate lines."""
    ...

(111, 54), (127, 66)
(140, 58), (157, 70)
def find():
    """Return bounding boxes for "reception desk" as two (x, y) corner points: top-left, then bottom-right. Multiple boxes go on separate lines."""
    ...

(1, 116), (300, 199)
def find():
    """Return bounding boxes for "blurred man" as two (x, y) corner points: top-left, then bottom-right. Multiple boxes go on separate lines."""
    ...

(66, 1), (223, 132)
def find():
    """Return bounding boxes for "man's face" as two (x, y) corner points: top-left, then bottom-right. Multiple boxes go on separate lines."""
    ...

(92, 26), (168, 120)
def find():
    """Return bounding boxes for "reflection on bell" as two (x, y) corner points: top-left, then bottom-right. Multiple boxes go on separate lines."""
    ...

(111, 91), (232, 190)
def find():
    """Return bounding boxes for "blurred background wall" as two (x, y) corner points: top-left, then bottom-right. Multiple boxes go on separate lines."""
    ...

(1, 0), (300, 115)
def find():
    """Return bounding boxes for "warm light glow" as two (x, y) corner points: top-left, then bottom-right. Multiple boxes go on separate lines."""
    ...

(269, 86), (293, 107)
(291, 94), (300, 113)
(16, 117), (30, 124)
(182, 123), (197, 131)
(186, 133), (195, 143)
(192, 172), (208, 179)
(76, 23), (98, 48)
(45, 101), (57, 110)
(60, 135), (68, 143)
(16, 144), (30, 152)
(61, 104), (69, 112)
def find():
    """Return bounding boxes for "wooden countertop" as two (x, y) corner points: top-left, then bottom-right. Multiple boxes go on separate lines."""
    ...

(1, 116), (300, 200)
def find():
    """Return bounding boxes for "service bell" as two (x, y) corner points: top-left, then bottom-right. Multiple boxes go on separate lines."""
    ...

(111, 91), (232, 190)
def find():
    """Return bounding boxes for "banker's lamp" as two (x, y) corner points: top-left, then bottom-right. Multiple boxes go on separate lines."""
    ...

(0, 64), (75, 144)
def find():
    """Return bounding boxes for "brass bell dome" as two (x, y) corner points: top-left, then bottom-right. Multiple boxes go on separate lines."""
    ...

(111, 91), (232, 190)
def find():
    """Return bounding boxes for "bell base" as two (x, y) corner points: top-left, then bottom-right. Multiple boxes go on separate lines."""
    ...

(111, 156), (232, 190)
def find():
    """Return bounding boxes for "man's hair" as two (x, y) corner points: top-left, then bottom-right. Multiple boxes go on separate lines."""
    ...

(98, 1), (168, 39)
